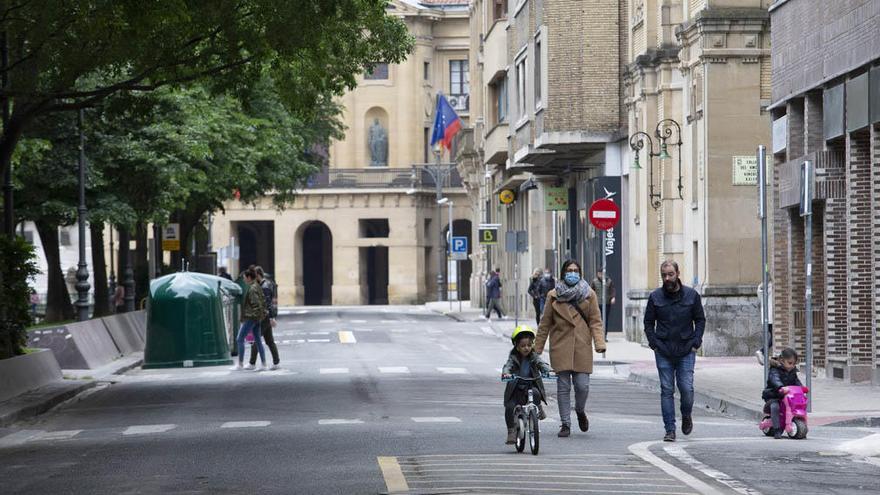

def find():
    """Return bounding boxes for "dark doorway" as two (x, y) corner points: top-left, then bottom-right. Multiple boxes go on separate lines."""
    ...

(302, 222), (332, 305)
(360, 246), (389, 305)
(446, 219), (473, 301)
(235, 221), (275, 277)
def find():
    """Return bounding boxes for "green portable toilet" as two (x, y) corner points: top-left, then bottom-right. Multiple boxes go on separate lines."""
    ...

(144, 272), (243, 369)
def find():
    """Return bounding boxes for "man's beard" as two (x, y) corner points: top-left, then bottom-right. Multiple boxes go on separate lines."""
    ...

(663, 280), (678, 291)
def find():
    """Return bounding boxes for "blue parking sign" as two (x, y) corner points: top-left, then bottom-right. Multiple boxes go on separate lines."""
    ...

(450, 236), (468, 260)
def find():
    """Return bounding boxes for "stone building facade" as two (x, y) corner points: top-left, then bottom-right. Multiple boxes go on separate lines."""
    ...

(211, 0), (472, 306)
(768, 0), (880, 383)
(459, 0), (628, 323)
(623, 1), (773, 356)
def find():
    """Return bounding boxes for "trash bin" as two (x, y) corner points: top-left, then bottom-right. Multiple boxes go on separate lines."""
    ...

(144, 272), (242, 369)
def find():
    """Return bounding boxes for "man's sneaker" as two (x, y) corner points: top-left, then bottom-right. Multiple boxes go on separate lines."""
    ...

(682, 416), (693, 435)
(558, 425), (571, 437)
(244, 364), (255, 370)
(663, 431), (676, 442)
(229, 363), (243, 371)
(755, 349), (765, 365)
(577, 411), (590, 432)
(270, 364), (281, 370)
(506, 428), (516, 445)
(257, 364), (268, 372)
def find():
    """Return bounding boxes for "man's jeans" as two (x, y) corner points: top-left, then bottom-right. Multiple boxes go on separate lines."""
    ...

(486, 298), (504, 318)
(654, 351), (696, 433)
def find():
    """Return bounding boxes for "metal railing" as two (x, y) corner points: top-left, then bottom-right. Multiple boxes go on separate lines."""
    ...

(305, 165), (463, 189)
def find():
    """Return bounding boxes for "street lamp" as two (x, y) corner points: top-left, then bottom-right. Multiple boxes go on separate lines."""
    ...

(655, 118), (684, 200)
(410, 150), (453, 302)
(74, 109), (91, 321)
(438, 197), (454, 308)
(628, 118), (684, 209)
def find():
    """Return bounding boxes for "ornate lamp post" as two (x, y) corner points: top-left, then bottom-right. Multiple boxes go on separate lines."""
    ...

(74, 109), (91, 321)
(628, 118), (684, 209)
(629, 131), (662, 210)
(411, 152), (453, 302)
(655, 118), (684, 200)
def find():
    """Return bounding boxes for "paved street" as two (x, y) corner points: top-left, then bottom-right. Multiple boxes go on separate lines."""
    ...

(2, 307), (878, 494)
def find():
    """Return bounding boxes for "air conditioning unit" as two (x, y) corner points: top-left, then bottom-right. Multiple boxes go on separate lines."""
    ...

(449, 94), (469, 112)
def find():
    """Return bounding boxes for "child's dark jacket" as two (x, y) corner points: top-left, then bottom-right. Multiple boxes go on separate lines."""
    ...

(502, 350), (551, 407)
(762, 358), (803, 401)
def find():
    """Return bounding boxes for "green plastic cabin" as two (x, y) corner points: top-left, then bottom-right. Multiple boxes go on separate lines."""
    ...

(144, 272), (242, 369)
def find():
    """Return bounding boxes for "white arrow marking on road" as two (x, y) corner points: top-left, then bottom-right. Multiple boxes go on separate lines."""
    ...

(411, 417), (462, 423)
(664, 445), (763, 495)
(123, 424), (177, 435)
(319, 419), (364, 425)
(379, 367), (410, 374)
(320, 368), (349, 374)
(629, 441), (721, 495)
(338, 331), (357, 344)
(221, 421), (271, 428)
(437, 367), (468, 374)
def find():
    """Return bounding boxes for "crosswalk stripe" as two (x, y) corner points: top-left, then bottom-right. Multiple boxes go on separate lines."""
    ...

(221, 421), (271, 428)
(339, 331), (357, 344)
(33, 430), (82, 441)
(123, 424), (176, 435)
(320, 367), (349, 374)
(437, 367), (468, 374)
(308, 339), (331, 343)
(350, 319), (367, 323)
(379, 366), (410, 374)
(411, 417), (461, 423)
(378, 456), (410, 493)
(318, 419), (364, 425)
(0, 430), (43, 447)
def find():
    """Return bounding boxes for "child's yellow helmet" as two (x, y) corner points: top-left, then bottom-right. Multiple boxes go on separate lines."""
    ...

(511, 325), (536, 344)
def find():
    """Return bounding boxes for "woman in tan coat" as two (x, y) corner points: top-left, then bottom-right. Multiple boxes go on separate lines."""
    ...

(535, 259), (607, 438)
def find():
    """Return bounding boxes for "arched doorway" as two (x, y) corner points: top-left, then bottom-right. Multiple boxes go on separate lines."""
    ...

(235, 221), (275, 277)
(301, 222), (333, 305)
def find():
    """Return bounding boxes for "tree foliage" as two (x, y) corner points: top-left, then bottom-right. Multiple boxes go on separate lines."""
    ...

(0, 236), (38, 359)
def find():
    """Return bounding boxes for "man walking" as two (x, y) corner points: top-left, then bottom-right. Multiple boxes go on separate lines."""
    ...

(485, 268), (505, 320)
(249, 266), (281, 369)
(644, 260), (706, 442)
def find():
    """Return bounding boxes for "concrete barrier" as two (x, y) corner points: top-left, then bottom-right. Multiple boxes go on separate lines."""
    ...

(28, 320), (121, 369)
(102, 313), (145, 355)
(0, 349), (63, 403)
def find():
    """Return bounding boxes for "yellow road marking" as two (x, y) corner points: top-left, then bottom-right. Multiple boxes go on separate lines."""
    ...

(339, 330), (356, 344)
(377, 456), (409, 493)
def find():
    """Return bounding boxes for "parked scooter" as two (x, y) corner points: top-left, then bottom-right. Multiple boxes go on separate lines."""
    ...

(759, 385), (809, 439)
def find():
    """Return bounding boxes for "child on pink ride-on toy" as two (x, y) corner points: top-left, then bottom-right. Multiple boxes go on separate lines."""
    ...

(760, 347), (807, 439)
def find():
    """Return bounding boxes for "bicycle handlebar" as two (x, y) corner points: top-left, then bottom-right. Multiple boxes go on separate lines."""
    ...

(501, 374), (557, 382)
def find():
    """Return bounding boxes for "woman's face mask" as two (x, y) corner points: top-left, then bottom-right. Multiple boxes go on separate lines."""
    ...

(564, 271), (581, 286)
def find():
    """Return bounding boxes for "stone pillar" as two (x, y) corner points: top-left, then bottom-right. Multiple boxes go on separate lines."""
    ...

(823, 149), (849, 371)
(804, 93), (824, 154)
(845, 129), (873, 382)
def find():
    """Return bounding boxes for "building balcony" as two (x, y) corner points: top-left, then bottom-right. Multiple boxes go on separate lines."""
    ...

(305, 165), (463, 190)
(482, 22), (507, 82)
(483, 122), (509, 164)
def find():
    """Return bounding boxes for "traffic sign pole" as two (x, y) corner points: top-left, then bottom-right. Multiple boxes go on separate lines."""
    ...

(589, 198), (620, 358)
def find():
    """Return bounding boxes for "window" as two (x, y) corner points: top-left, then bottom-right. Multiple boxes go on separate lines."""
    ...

(490, 77), (508, 124)
(359, 219), (390, 238)
(492, 0), (507, 21)
(423, 61), (430, 81)
(515, 57), (527, 121)
(365, 63), (389, 80)
(534, 38), (542, 107)
(449, 60), (469, 111)
(424, 127), (430, 162)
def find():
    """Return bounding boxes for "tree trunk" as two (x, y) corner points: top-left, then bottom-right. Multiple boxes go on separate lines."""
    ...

(134, 221), (149, 303)
(35, 220), (74, 322)
(90, 223), (110, 317)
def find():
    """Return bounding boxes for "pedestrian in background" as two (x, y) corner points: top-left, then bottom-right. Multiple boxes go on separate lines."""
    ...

(485, 268), (505, 320)
(231, 267), (268, 371)
(535, 259), (606, 438)
(249, 266), (280, 370)
(643, 260), (706, 442)
(528, 268), (544, 326)
(113, 284), (125, 314)
(589, 269), (616, 335)
(218, 266), (233, 281)
(756, 277), (773, 365)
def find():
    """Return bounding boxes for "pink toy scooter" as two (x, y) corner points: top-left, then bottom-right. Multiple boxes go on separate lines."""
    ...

(759, 385), (809, 439)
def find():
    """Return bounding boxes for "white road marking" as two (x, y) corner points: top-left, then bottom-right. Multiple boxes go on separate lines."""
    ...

(481, 327), (496, 336)
(320, 367), (350, 374)
(339, 331), (357, 344)
(296, 310), (308, 314)
(198, 371), (231, 378)
(664, 444), (762, 495)
(629, 441), (721, 495)
(319, 419), (365, 425)
(379, 366), (410, 374)
(309, 331), (330, 335)
(411, 417), (461, 423)
(307, 339), (331, 343)
(319, 319), (335, 323)
(437, 367), (468, 374)
(221, 421), (271, 428)
(391, 328), (409, 333)
(381, 320), (397, 324)
(123, 424), (177, 436)
(350, 319), (367, 323)
(33, 430), (83, 442)
(0, 430), (43, 447)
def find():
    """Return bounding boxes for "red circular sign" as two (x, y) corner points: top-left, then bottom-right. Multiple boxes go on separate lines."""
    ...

(588, 199), (620, 230)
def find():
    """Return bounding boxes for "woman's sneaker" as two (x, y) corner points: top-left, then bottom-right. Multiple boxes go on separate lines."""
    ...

(229, 363), (243, 371)
(270, 364), (281, 370)
(558, 425), (571, 437)
(506, 428), (516, 445)
(244, 364), (255, 370)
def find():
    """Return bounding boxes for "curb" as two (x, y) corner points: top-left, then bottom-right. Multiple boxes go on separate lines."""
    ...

(628, 369), (764, 423)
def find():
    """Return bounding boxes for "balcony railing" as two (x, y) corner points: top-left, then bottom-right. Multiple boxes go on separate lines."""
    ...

(305, 165), (463, 189)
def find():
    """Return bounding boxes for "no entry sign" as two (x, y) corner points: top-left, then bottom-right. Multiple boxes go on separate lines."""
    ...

(588, 199), (620, 230)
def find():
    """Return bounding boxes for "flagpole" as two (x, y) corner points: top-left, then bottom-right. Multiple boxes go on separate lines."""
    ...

(433, 93), (445, 302)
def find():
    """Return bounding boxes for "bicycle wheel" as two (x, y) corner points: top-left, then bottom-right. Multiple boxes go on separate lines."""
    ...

(528, 409), (540, 455)
(515, 414), (527, 452)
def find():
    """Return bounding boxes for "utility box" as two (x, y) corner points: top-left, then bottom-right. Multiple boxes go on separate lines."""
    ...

(144, 272), (242, 369)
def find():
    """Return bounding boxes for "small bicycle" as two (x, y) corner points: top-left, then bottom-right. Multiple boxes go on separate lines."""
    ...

(502, 373), (556, 455)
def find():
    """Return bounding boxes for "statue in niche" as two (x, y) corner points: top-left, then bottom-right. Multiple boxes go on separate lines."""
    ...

(368, 118), (388, 166)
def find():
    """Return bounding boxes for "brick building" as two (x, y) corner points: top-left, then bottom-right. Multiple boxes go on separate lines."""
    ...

(769, 0), (880, 383)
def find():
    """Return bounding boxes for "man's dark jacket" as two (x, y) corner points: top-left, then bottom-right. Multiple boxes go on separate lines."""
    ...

(643, 284), (706, 358)
(486, 274), (502, 299)
(761, 360), (803, 400)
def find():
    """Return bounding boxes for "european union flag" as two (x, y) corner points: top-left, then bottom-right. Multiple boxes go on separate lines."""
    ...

(430, 93), (462, 151)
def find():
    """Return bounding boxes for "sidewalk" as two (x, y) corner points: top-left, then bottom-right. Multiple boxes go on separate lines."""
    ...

(427, 303), (880, 428)
(0, 353), (143, 427)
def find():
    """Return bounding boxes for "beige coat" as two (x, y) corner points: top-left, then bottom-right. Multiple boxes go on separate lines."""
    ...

(534, 288), (607, 373)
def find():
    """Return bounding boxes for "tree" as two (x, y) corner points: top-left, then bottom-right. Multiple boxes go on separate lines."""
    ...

(0, 0), (413, 187)
(0, 235), (38, 359)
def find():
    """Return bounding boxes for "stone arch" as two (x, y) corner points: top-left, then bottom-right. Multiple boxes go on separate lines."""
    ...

(295, 221), (333, 305)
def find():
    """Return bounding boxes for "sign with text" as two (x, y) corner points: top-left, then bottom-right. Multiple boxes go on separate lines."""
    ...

(588, 199), (620, 231)
(732, 155), (770, 186)
(478, 224), (499, 245)
(544, 187), (569, 211)
(162, 223), (180, 251)
(450, 236), (468, 260)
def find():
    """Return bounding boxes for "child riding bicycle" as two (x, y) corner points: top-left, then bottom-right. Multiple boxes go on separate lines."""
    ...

(502, 325), (551, 444)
